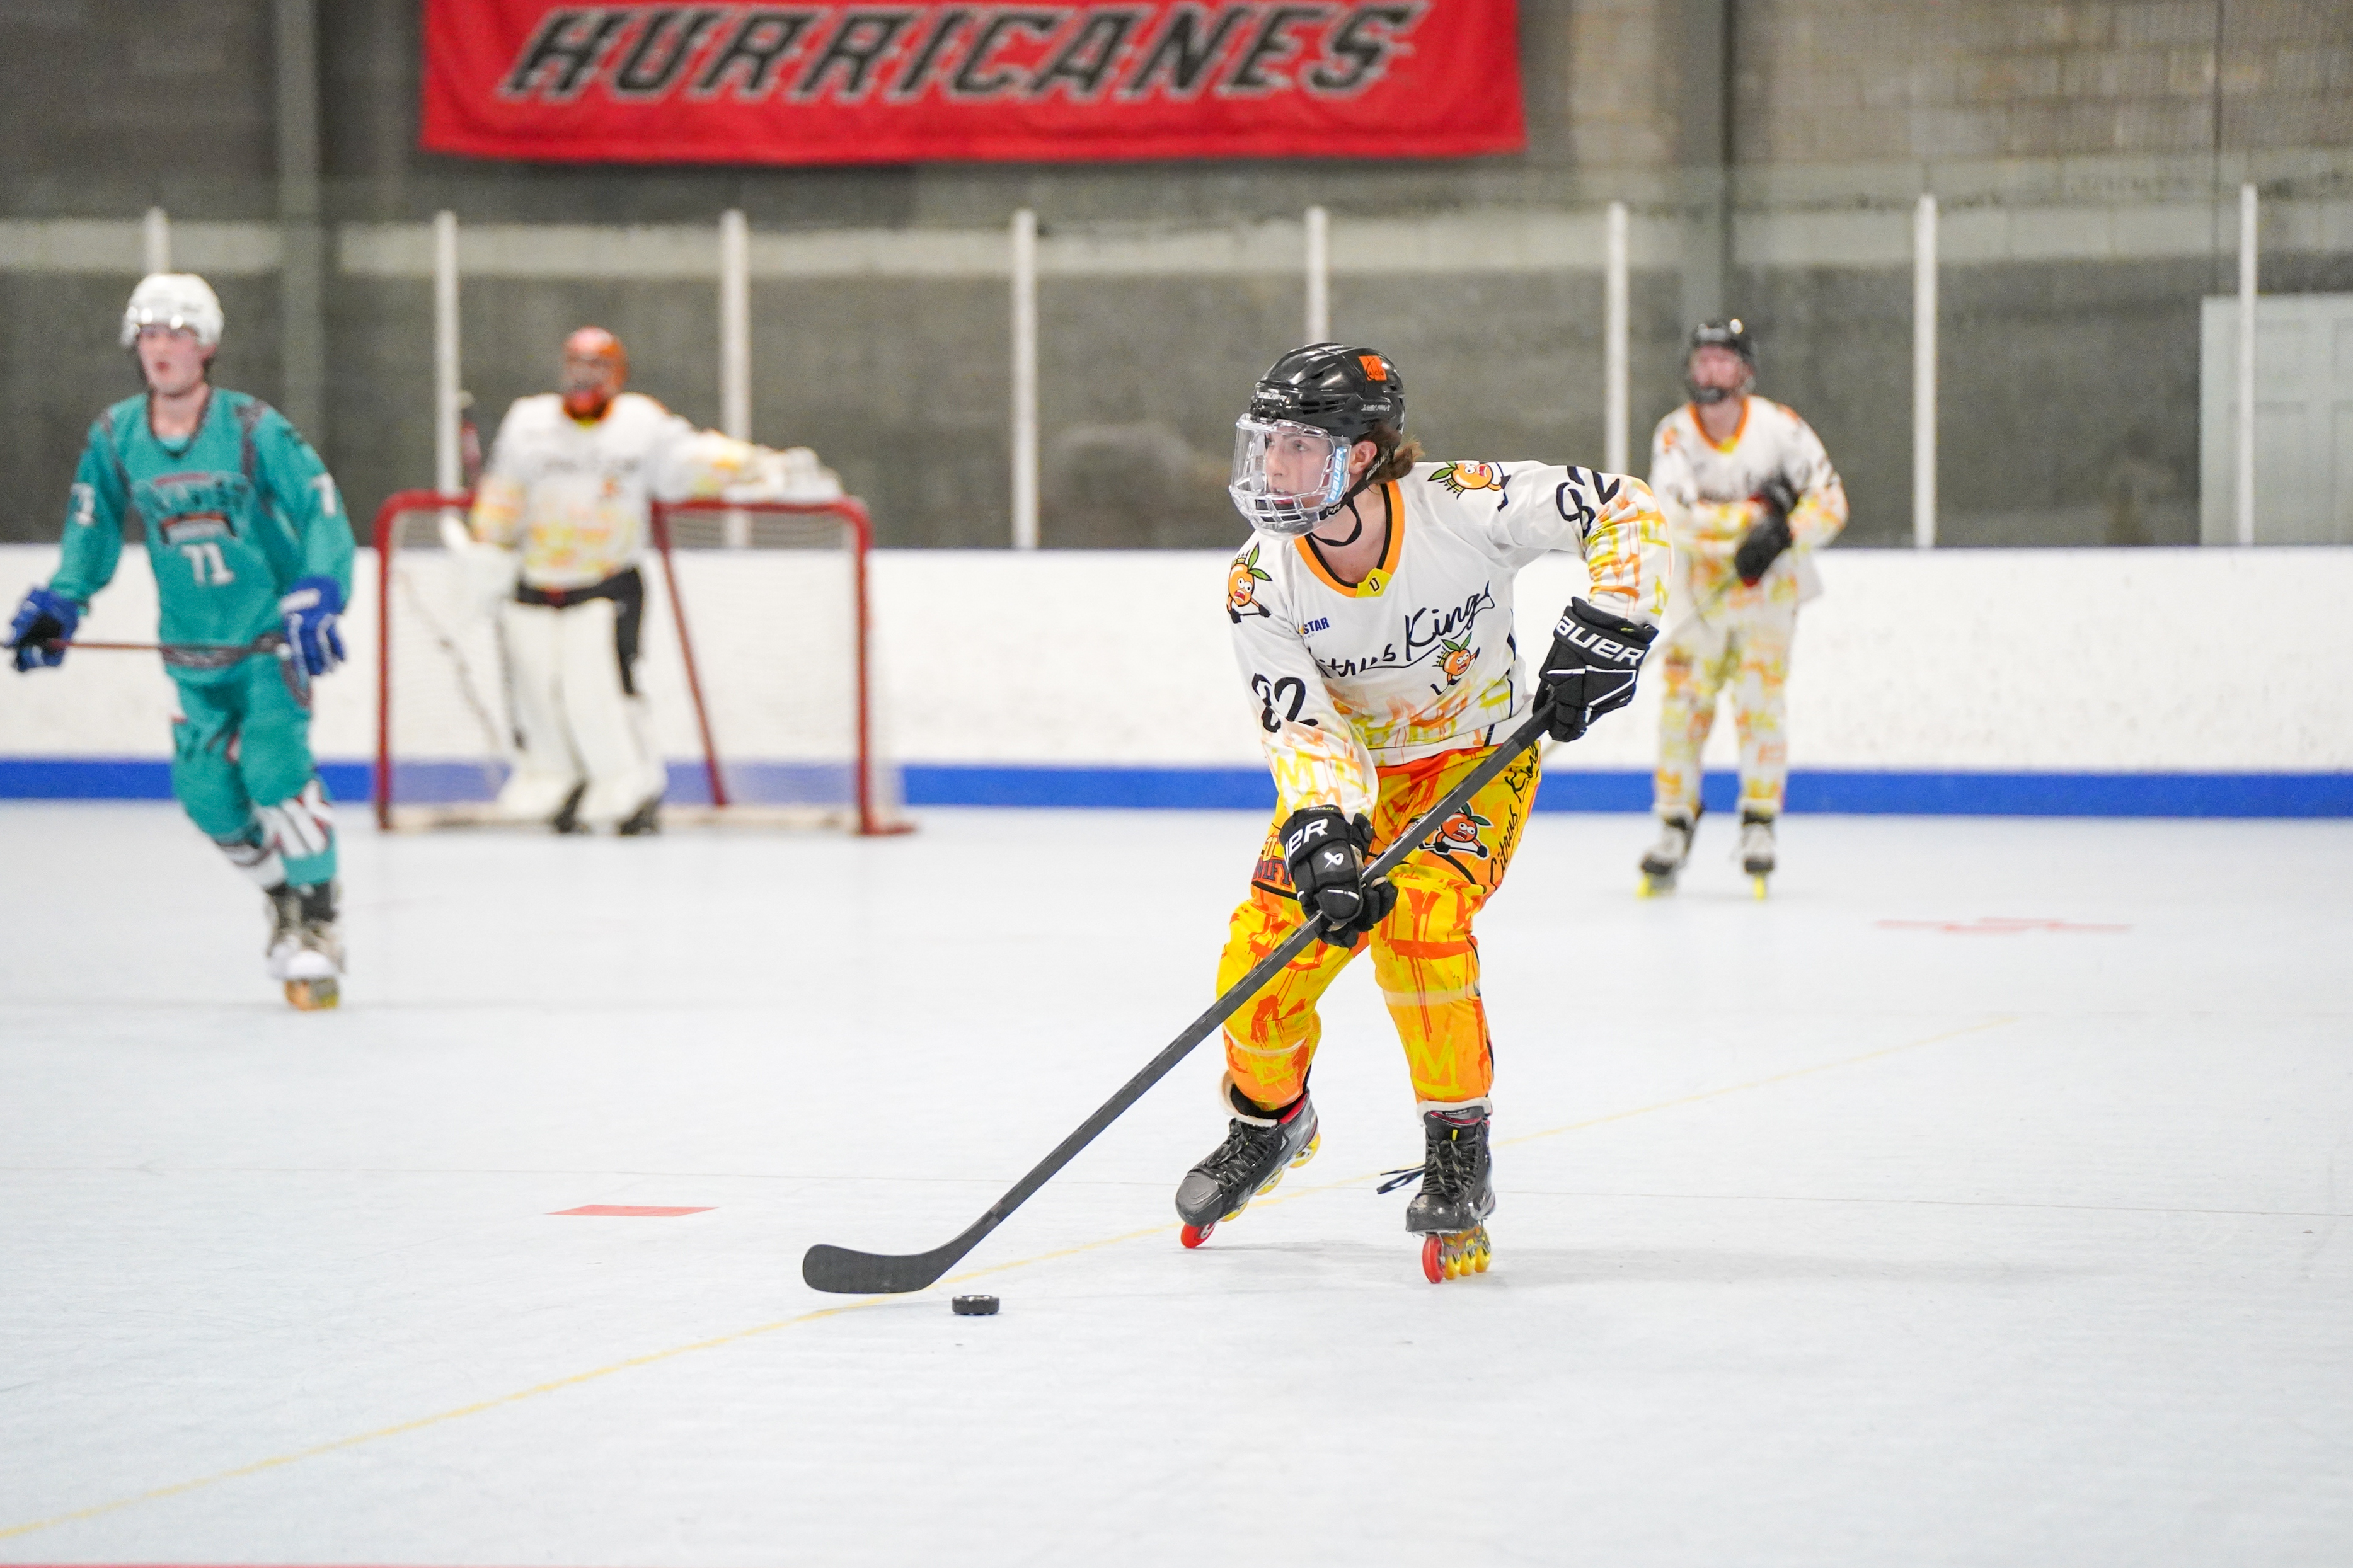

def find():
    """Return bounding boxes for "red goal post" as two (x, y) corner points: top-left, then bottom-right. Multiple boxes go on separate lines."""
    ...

(371, 489), (908, 835)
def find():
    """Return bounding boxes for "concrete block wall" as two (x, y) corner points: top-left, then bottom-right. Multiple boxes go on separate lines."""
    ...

(1, 1), (2349, 554)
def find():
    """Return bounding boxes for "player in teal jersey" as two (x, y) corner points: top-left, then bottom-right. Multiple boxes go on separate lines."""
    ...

(7, 273), (357, 1009)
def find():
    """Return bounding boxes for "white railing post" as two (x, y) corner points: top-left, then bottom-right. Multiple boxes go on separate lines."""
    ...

(1010, 208), (1040, 551)
(1604, 200), (1629, 474)
(1304, 205), (1330, 343)
(719, 209), (753, 548)
(1913, 193), (1938, 551)
(433, 210), (462, 500)
(720, 209), (751, 441)
(2236, 182), (2258, 547)
(142, 207), (171, 274)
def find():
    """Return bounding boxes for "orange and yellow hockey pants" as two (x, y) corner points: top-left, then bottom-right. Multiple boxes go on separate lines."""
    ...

(1216, 742), (1540, 1112)
(1653, 593), (1798, 821)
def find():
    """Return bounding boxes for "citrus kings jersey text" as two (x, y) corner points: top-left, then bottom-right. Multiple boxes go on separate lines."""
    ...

(1228, 460), (1669, 821)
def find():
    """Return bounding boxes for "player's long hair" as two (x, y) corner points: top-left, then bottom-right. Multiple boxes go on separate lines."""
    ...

(1367, 435), (1424, 485)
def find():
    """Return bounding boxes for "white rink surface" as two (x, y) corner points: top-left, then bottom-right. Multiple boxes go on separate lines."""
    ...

(1, 803), (2348, 1566)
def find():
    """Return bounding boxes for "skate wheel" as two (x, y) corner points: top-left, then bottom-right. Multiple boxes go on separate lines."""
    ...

(1636, 876), (1655, 899)
(1751, 875), (1769, 901)
(284, 978), (339, 1011)
(1180, 1221), (1214, 1250)
(1420, 1232), (1444, 1284)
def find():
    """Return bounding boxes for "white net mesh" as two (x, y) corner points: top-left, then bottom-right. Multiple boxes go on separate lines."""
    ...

(372, 493), (904, 833)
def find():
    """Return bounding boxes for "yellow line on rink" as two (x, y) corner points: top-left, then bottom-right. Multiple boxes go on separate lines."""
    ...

(0, 1013), (2015, 1542)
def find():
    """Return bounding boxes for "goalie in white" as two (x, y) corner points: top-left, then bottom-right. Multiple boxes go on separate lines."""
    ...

(452, 326), (841, 833)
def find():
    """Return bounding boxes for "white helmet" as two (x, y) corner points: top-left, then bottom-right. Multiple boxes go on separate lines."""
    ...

(120, 273), (224, 349)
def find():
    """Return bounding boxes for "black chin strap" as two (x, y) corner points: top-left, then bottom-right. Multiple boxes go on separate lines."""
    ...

(1311, 501), (1366, 549)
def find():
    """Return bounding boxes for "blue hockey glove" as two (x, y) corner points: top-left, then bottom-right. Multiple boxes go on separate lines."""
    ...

(8, 587), (81, 672)
(279, 576), (346, 677)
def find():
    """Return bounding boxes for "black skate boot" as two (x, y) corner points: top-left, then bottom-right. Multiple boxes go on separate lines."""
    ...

(1638, 809), (1700, 896)
(1174, 1077), (1319, 1249)
(1396, 1101), (1495, 1283)
(1738, 810), (1776, 900)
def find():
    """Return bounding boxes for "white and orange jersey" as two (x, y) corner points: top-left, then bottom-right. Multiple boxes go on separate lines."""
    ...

(1650, 396), (1848, 607)
(468, 392), (776, 590)
(1227, 459), (1669, 821)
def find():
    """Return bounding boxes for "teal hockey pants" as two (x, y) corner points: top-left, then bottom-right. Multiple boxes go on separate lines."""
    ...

(169, 651), (335, 886)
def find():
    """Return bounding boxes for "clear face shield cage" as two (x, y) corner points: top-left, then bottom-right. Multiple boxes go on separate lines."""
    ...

(121, 306), (214, 350)
(1228, 418), (1352, 536)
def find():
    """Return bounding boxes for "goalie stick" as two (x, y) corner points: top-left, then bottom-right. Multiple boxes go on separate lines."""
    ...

(801, 701), (1559, 1295)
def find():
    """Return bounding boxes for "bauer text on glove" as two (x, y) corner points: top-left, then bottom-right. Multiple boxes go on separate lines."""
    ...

(1280, 805), (1396, 948)
(279, 576), (345, 677)
(1536, 597), (1658, 742)
(8, 586), (81, 672)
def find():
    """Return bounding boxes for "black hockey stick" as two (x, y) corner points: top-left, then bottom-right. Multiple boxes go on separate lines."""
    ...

(802, 701), (1557, 1295)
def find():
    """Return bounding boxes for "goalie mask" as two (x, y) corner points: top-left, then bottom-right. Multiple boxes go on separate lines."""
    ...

(561, 326), (629, 421)
(120, 273), (224, 349)
(1228, 343), (1405, 536)
(1684, 319), (1756, 405)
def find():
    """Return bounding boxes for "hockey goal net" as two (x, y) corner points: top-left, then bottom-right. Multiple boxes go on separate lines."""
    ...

(371, 489), (907, 834)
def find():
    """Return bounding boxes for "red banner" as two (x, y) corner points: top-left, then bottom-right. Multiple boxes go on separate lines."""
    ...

(421, 3), (1524, 166)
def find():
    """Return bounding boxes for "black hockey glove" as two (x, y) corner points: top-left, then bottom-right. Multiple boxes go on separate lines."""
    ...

(1734, 476), (1798, 585)
(1536, 597), (1658, 742)
(1280, 805), (1396, 947)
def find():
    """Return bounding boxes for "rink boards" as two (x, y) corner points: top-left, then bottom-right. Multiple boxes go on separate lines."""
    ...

(2, 543), (2349, 815)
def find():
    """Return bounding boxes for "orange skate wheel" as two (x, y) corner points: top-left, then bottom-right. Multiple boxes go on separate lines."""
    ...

(1420, 1233), (1444, 1283)
(1180, 1221), (1214, 1249)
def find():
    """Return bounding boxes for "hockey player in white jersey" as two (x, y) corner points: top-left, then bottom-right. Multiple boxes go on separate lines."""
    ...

(1179, 343), (1669, 1283)
(1640, 320), (1848, 896)
(457, 327), (839, 833)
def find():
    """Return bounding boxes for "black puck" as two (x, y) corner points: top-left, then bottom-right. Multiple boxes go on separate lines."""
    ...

(951, 1294), (1000, 1316)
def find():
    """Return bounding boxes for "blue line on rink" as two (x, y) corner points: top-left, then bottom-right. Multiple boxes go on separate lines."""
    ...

(2, 758), (2350, 817)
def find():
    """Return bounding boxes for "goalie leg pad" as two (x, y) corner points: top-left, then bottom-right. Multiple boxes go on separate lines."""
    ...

(496, 600), (585, 822)
(552, 592), (664, 831)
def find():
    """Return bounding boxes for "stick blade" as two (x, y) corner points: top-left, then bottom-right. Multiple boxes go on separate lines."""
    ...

(802, 1242), (955, 1295)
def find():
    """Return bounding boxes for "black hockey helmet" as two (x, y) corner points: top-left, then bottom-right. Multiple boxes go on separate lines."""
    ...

(1229, 343), (1408, 535)
(1685, 319), (1756, 403)
(1246, 343), (1406, 446)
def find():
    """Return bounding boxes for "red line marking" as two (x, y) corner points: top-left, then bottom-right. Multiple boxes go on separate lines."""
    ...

(1877, 917), (2131, 934)
(551, 1205), (713, 1217)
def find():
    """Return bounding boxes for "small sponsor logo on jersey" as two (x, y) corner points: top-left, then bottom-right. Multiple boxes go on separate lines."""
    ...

(1227, 543), (1273, 622)
(1429, 461), (1505, 498)
(1299, 616), (1329, 634)
(1437, 636), (1476, 685)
